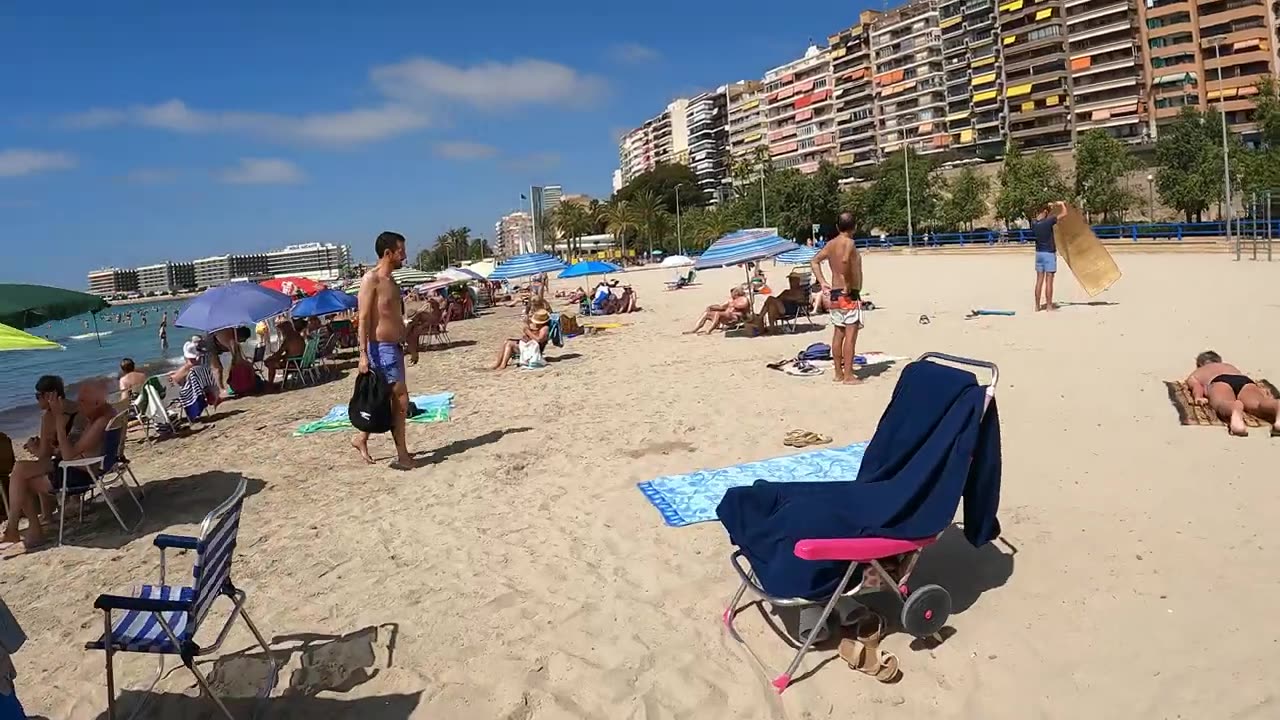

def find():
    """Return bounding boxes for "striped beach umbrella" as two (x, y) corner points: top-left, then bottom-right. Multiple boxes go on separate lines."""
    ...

(776, 245), (819, 264)
(694, 228), (799, 270)
(391, 268), (435, 286)
(489, 253), (566, 281)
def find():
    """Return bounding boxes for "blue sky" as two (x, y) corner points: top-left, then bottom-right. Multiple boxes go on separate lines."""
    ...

(2, 1), (864, 287)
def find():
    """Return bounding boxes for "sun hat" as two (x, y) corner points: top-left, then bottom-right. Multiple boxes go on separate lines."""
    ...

(529, 308), (551, 326)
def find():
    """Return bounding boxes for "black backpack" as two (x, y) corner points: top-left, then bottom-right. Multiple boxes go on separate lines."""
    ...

(349, 371), (393, 434)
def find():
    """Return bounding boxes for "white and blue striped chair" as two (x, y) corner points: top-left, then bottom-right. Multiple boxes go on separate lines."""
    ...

(85, 477), (276, 719)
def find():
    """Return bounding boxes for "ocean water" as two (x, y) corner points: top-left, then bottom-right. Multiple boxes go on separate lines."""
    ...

(0, 299), (191, 438)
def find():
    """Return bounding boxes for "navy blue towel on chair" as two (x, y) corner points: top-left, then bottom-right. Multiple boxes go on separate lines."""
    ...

(717, 360), (1002, 600)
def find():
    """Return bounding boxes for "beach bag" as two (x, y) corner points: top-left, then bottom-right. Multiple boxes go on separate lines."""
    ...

(517, 340), (546, 369)
(349, 372), (393, 434)
(798, 343), (831, 362)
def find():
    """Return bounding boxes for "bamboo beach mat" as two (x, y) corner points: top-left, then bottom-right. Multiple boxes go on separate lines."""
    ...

(1055, 206), (1121, 297)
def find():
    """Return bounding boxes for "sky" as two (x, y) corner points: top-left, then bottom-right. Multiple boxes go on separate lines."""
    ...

(1, 1), (866, 287)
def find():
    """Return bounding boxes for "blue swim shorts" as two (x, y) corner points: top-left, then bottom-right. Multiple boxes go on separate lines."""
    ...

(367, 342), (406, 384)
(1034, 251), (1057, 273)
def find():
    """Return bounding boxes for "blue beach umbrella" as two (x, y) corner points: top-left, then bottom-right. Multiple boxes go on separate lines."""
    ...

(694, 228), (799, 270)
(175, 283), (293, 332)
(776, 245), (819, 264)
(558, 260), (621, 279)
(489, 253), (566, 281)
(291, 288), (358, 318)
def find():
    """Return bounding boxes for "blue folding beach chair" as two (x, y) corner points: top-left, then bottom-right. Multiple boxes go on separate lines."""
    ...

(85, 477), (276, 720)
(55, 411), (144, 546)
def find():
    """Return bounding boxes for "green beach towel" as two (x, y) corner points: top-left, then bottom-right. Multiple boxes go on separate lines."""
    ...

(294, 392), (454, 435)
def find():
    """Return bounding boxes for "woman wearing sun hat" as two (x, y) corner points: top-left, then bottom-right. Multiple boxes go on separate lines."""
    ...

(491, 308), (550, 370)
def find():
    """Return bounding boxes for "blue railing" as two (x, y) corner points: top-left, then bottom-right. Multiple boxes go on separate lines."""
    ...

(853, 221), (1276, 249)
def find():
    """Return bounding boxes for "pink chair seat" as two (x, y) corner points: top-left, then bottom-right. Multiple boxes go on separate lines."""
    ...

(793, 536), (936, 562)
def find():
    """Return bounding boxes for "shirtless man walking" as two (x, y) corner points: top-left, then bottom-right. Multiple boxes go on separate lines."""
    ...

(810, 212), (864, 384)
(352, 231), (415, 469)
(1187, 350), (1280, 436)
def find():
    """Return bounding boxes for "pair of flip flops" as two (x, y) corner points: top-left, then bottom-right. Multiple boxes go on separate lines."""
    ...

(837, 613), (901, 683)
(784, 429), (831, 448)
(783, 360), (823, 377)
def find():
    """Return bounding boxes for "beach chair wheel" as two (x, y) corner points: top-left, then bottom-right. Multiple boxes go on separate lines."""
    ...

(862, 301), (875, 311)
(900, 584), (950, 638)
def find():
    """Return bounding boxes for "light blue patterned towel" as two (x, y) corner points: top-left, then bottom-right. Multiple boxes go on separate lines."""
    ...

(637, 442), (868, 527)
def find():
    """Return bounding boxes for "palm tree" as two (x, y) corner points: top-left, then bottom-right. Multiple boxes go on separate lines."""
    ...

(539, 212), (559, 254)
(649, 209), (672, 254)
(445, 227), (472, 265)
(553, 202), (593, 259)
(632, 190), (664, 258)
(690, 207), (733, 250)
(601, 199), (640, 261)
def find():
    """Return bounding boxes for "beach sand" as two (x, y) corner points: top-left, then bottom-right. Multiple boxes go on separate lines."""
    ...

(6, 251), (1279, 719)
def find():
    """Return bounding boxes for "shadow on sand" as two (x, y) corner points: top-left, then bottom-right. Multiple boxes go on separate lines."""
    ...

(89, 624), (421, 720)
(416, 427), (532, 466)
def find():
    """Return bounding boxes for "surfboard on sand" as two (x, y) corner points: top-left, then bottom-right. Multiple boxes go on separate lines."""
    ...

(1054, 205), (1121, 297)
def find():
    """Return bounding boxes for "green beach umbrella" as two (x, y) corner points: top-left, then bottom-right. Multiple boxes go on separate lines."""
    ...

(0, 283), (110, 329)
(0, 322), (62, 351)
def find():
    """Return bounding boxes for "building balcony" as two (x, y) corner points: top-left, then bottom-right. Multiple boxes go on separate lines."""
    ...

(1067, 19), (1133, 44)
(1073, 75), (1142, 96)
(1065, 1), (1130, 26)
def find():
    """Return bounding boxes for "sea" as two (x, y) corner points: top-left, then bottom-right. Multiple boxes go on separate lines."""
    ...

(0, 299), (192, 439)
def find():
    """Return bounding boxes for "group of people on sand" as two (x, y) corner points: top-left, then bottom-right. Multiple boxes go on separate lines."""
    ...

(564, 279), (640, 315)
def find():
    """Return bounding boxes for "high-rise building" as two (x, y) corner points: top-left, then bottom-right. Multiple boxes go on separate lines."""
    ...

(265, 243), (349, 281)
(1066, 0), (1147, 142)
(1138, 0), (1276, 135)
(193, 252), (272, 289)
(619, 124), (655, 183)
(726, 80), (767, 174)
(86, 268), (139, 296)
(686, 89), (731, 203)
(830, 16), (881, 175)
(653, 98), (692, 167)
(612, 169), (623, 193)
(999, 0), (1073, 150)
(135, 262), (196, 295)
(764, 45), (838, 173)
(870, 0), (950, 156)
(938, 0), (1004, 156)
(495, 211), (535, 257)
(542, 185), (563, 216)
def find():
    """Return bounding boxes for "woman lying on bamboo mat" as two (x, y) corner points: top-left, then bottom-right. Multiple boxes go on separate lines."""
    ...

(1187, 351), (1280, 436)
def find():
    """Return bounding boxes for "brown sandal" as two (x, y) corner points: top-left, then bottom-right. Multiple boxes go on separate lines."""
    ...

(837, 639), (899, 682)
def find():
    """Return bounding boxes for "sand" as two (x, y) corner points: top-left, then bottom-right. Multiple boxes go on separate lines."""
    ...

(5, 251), (1280, 719)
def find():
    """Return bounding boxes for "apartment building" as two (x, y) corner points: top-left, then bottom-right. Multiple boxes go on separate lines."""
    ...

(763, 45), (837, 173)
(1138, 0), (1276, 134)
(653, 99), (691, 167)
(870, 0), (951, 155)
(829, 14), (881, 175)
(998, 0), (1074, 149)
(136, 262), (196, 295)
(193, 252), (271, 289)
(938, 0), (1005, 154)
(725, 80), (766, 174)
(1066, 0), (1147, 141)
(619, 124), (654, 183)
(87, 268), (138, 296)
(495, 211), (534, 257)
(265, 243), (348, 281)
(686, 90), (730, 203)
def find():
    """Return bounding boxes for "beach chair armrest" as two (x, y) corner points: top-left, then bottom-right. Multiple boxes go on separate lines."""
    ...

(793, 537), (936, 562)
(154, 534), (198, 550)
(94, 593), (190, 613)
(60, 455), (105, 469)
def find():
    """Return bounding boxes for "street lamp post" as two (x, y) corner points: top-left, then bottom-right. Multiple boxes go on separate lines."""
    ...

(904, 144), (915, 247)
(760, 173), (767, 226)
(1146, 173), (1155, 221)
(1209, 38), (1233, 253)
(675, 183), (684, 256)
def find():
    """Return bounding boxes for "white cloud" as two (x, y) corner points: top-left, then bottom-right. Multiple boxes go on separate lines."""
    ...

(62, 100), (430, 146)
(609, 43), (660, 65)
(218, 158), (305, 185)
(372, 57), (607, 109)
(434, 141), (498, 160)
(0, 149), (77, 178)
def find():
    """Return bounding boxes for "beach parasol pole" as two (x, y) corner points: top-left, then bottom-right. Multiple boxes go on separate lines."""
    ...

(91, 310), (102, 346)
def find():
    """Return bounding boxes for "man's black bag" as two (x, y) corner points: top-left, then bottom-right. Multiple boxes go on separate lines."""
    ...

(349, 371), (393, 434)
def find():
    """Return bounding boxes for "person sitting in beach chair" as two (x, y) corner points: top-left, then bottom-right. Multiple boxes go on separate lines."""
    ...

(117, 358), (147, 403)
(263, 318), (306, 385)
(685, 287), (753, 334)
(171, 340), (222, 419)
(1, 380), (113, 554)
(492, 308), (552, 370)
(1187, 350), (1280, 436)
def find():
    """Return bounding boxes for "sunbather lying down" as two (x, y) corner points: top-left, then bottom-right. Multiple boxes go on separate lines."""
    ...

(1188, 350), (1280, 436)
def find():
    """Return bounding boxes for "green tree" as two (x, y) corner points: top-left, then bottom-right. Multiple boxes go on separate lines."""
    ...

(1153, 107), (1240, 222)
(940, 167), (990, 231)
(552, 202), (595, 258)
(864, 149), (940, 234)
(632, 190), (664, 257)
(649, 209), (673, 254)
(614, 163), (707, 213)
(1239, 77), (1280, 198)
(996, 143), (1069, 224)
(1074, 130), (1139, 222)
(601, 199), (640, 258)
(683, 206), (736, 250)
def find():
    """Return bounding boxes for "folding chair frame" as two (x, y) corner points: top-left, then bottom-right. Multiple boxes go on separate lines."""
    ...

(720, 351), (1000, 693)
(88, 479), (278, 720)
(56, 413), (145, 545)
